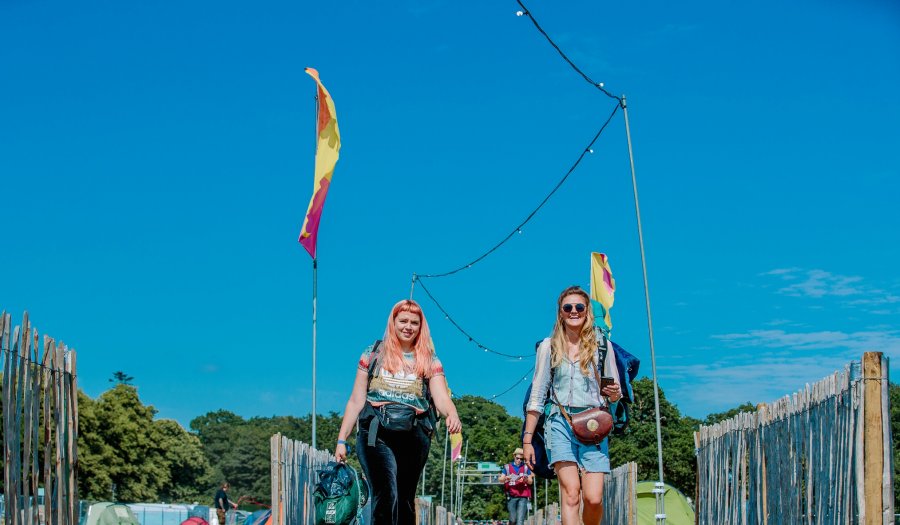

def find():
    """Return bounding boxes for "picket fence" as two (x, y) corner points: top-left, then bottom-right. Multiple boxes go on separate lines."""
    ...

(1, 311), (79, 525)
(694, 352), (892, 524)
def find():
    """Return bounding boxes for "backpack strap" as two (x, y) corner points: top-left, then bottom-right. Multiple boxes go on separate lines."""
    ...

(367, 340), (383, 382)
(596, 329), (608, 377)
(364, 340), (383, 447)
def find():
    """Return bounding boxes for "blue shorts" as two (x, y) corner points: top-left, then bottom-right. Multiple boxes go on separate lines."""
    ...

(546, 412), (610, 473)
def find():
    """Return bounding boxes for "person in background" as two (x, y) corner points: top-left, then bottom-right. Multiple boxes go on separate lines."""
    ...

(498, 447), (534, 525)
(214, 482), (237, 525)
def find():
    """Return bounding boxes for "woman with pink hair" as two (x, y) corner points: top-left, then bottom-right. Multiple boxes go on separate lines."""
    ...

(335, 299), (461, 525)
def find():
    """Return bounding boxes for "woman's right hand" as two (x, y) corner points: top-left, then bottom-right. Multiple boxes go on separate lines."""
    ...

(335, 443), (348, 463)
(523, 443), (536, 470)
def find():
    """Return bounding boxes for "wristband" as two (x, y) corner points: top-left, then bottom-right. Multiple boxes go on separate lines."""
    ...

(337, 439), (347, 445)
(523, 441), (531, 445)
(523, 431), (532, 435)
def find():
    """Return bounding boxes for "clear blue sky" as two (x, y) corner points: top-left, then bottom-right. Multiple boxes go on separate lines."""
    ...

(2, 0), (898, 428)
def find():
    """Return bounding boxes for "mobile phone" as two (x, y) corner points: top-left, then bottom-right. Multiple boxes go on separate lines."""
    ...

(600, 376), (616, 389)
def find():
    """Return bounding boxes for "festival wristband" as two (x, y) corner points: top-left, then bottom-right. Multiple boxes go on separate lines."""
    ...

(337, 440), (347, 445)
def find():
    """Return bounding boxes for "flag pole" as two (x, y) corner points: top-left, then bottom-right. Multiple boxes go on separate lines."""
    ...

(311, 89), (319, 451)
(441, 424), (449, 507)
(312, 256), (318, 449)
(410, 273), (417, 300)
(622, 94), (665, 524)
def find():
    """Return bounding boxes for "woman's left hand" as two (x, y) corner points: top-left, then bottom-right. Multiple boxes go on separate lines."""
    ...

(602, 383), (623, 402)
(445, 413), (462, 434)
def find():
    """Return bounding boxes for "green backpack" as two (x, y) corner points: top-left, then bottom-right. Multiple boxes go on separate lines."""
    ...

(314, 462), (368, 525)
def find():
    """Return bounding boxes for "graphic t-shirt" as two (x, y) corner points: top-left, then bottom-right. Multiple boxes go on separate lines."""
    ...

(358, 345), (444, 413)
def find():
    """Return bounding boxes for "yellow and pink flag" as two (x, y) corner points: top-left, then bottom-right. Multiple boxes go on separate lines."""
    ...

(590, 252), (616, 333)
(450, 431), (463, 462)
(298, 68), (341, 259)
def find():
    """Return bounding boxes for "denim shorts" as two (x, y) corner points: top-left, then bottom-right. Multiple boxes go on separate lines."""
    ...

(546, 412), (610, 473)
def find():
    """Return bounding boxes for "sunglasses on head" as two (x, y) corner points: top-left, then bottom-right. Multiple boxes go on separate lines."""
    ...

(561, 303), (586, 313)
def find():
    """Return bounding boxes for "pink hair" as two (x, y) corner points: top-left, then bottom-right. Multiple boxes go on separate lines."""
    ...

(380, 299), (435, 377)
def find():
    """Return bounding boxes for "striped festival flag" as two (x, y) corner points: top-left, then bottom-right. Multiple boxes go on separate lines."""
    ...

(450, 431), (463, 462)
(298, 68), (341, 258)
(590, 252), (616, 333)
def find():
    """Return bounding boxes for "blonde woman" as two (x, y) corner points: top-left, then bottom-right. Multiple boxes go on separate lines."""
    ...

(335, 299), (461, 525)
(522, 286), (623, 525)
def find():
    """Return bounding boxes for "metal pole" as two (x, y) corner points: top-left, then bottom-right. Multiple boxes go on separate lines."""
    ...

(410, 273), (417, 300)
(622, 95), (665, 524)
(449, 452), (454, 514)
(311, 89), (320, 451)
(441, 425), (449, 508)
(312, 257), (318, 450)
(545, 478), (548, 509)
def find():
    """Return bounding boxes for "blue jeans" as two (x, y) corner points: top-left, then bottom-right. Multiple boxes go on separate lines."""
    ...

(507, 497), (528, 525)
(357, 423), (430, 525)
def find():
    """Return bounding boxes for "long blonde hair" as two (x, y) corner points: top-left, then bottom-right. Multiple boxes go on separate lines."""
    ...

(550, 286), (598, 376)
(379, 299), (435, 377)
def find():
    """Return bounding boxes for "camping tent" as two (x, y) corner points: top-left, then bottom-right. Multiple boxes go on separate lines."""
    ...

(243, 509), (271, 525)
(80, 503), (141, 525)
(189, 506), (211, 521)
(635, 481), (694, 525)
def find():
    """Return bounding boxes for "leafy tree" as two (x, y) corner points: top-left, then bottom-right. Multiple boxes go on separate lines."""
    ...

(109, 371), (134, 385)
(154, 419), (214, 502)
(78, 384), (211, 502)
(703, 403), (757, 425)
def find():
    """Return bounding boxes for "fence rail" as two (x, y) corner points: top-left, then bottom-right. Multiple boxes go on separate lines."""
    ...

(1, 311), (79, 525)
(694, 351), (892, 524)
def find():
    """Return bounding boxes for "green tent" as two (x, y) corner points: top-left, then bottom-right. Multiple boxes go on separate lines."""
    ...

(80, 502), (141, 525)
(636, 481), (695, 525)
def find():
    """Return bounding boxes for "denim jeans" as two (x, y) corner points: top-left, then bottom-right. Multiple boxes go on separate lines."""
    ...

(507, 497), (528, 525)
(357, 421), (431, 525)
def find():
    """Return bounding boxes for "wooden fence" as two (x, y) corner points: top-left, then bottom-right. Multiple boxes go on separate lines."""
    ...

(601, 462), (638, 525)
(694, 351), (892, 524)
(1, 311), (79, 525)
(270, 433), (333, 525)
(523, 462), (636, 525)
(526, 503), (559, 525)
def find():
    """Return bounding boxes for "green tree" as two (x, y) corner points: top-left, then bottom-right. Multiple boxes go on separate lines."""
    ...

(109, 371), (134, 385)
(154, 419), (214, 501)
(703, 403), (757, 425)
(78, 384), (211, 502)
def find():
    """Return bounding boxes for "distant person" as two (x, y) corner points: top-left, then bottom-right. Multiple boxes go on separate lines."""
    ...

(335, 299), (462, 525)
(522, 286), (622, 525)
(498, 448), (533, 525)
(214, 482), (237, 525)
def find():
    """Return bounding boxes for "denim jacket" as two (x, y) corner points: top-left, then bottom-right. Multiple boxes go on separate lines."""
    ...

(526, 336), (621, 414)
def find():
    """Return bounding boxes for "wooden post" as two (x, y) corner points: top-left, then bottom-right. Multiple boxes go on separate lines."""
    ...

(756, 403), (768, 525)
(862, 352), (884, 524)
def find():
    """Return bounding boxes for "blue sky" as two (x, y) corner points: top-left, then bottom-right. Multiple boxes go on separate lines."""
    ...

(2, 0), (898, 429)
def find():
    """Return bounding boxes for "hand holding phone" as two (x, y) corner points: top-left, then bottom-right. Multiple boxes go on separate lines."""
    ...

(600, 376), (616, 389)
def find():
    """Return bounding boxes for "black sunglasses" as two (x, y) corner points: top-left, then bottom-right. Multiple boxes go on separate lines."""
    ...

(561, 303), (586, 313)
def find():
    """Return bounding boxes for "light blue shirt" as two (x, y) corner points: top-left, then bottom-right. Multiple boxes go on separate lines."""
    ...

(526, 336), (620, 413)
